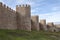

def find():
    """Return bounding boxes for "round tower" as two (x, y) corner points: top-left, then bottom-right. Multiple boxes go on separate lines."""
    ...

(47, 22), (55, 32)
(16, 4), (31, 31)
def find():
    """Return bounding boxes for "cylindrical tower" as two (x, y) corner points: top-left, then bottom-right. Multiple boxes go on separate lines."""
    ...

(16, 4), (31, 31)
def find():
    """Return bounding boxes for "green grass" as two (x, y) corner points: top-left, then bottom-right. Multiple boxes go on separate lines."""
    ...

(0, 29), (60, 40)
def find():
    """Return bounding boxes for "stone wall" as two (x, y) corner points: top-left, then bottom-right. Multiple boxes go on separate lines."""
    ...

(31, 16), (39, 31)
(0, 2), (17, 29)
(16, 4), (31, 31)
(40, 20), (47, 31)
(47, 22), (56, 32)
(0, 2), (60, 32)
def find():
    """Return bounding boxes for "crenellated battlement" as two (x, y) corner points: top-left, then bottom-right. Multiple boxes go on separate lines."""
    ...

(0, 2), (17, 30)
(16, 4), (31, 31)
(0, 2), (59, 32)
(16, 4), (30, 8)
(3, 4), (6, 8)
(0, 2), (7, 8)
(0, 2), (16, 13)
(0, 2), (2, 6)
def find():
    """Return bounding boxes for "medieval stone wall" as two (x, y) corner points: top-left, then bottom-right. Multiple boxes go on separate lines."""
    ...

(0, 2), (17, 29)
(55, 25), (60, 32)
(40, 20), (47, 31)
(31, 16), (39, 31)
(0, 2), (60, 32)
(47, 22), (55, 32)
(16, 4), (31, 31)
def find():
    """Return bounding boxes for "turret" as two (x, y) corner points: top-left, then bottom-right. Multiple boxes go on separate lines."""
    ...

(16, 4), (31, 31)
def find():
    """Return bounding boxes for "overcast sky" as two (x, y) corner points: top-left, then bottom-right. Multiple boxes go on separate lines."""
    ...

(0, 0), (60, 23)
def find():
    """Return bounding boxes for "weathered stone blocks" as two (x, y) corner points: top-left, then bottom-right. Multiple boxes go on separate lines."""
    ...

(0, 2), (17, 29)
(16, 4), (31, 31)
(0, 2), (60, 32)
(40, 20), (47, 31)
(47, 22), (57, 32)
(31, 16), (39, 31)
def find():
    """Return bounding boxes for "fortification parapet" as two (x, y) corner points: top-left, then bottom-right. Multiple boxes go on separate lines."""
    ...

(7, 7), (11, 11)
(3, 4), (6, 8)
(0, 2), (2, 6)
(0, 2), (9, 10)
(7, 6), (9, 9)
(16, 4), (30, 10)
(19, 4), (30, 7)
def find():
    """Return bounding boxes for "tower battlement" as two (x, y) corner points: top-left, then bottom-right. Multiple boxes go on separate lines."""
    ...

(16, 4), (30, 8)
(16, 4), (31, 31)
(0, 2), (7, 8)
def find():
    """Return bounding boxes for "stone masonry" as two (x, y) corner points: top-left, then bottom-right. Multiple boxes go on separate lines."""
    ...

(47, 22), (55, 32)
(31, 16), (39, 31)
(40, 20), (47, 31)
(16, 4), (31, 31)
(0, 2), (60, 32)
(0, 2), (17, 30)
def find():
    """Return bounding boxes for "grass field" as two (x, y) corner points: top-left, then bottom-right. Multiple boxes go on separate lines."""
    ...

(0, 29), (60, 40)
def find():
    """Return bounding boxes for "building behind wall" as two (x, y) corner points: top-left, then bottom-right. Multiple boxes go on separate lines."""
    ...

(16, 4), (31, 31)
(31, 16), (39, 31)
